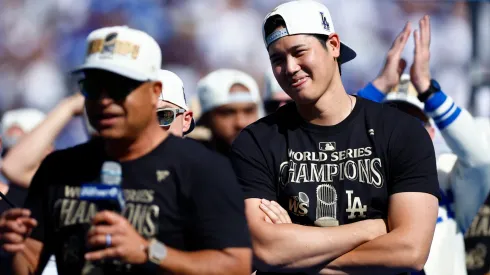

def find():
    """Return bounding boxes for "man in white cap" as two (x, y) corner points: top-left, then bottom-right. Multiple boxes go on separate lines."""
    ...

(0, 108), (46, 210)
(263, 69), (293, 116)
(196, 68), (262, 156)
(0, 26), (251, 275)
(230, 1), (439, 274)
(156, 70), (195, 137)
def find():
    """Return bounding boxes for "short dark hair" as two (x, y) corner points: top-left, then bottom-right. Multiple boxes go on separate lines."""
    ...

(264, 15), (341, 75)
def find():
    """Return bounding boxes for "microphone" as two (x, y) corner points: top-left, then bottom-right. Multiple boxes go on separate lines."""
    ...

(80, 161), (125, 213)
(80, 161), (125, 275)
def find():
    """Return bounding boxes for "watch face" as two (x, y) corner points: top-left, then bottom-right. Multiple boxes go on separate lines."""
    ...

(151, 241), (167, 260)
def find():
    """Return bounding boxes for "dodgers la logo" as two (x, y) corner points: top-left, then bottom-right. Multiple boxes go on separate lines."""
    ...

(320, 12), (330, 31)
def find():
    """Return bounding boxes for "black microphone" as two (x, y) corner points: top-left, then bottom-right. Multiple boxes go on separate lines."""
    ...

(80, 161), (125, 275)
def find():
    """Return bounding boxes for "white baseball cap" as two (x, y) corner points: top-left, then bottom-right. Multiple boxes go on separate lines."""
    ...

(384, 74), (428, 121)
(73, 26), (161, 82)
(1, 108), (46, 148)
(158, 70), (195, 134)
(197, 69), (261, 115)
(263, 0), (356, 64)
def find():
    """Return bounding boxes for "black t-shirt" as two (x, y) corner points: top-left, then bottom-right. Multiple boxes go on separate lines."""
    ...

(24, 135), (250, 275)
(465, 197), (490, 275)
(230, 97), (439, 273)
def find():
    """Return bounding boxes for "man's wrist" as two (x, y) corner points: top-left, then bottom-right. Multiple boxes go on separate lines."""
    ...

(372, 77), (392, 94)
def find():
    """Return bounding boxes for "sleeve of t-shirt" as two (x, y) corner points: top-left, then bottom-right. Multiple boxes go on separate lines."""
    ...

(189, 153), (251, 250)
(23, 153), (55, 245)
(388, 115), (440, 199)
(229, 128), (276, 201)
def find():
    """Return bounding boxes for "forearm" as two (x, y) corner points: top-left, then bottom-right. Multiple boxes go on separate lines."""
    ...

(322, 229), (424, 274)
(157, 247), (251, 275)
(425, 91), (490, 166)
(254, 220), (378, 272)
(1, 100), (74, 187)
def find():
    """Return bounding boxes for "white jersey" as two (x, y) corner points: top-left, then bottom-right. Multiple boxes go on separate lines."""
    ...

(422, 93), (490, 275)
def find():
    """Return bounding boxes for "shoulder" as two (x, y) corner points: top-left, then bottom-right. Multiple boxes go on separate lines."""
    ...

(41, 138), (102, 168)
(359, 97), (426, 135)
(168, 136), (231, 167)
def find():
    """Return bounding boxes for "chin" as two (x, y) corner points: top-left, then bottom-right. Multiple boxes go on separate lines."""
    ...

(97, 128), (126, 140)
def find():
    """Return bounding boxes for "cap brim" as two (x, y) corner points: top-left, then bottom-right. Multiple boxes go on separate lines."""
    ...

(184, 118), (195, 135)
(339, 43), (356, 64)
(72, 63), (154, 82)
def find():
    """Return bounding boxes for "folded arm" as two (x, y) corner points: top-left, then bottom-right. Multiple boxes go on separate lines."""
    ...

(246, 198), (385, 273)
(321, 192), (438, 274)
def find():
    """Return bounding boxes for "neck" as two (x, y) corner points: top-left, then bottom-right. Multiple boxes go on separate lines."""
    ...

(104, 122), (168, 162)
(296, 74), (355, 126)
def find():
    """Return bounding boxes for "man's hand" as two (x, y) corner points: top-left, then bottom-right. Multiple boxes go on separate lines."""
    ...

(372, 22), (411, 94)
(259, 199), (292, 224)
(0, 208), (37, 253)
(63, 93), (85, 116)
(85, 211), (149, 265)
(410, 15), (432, 94)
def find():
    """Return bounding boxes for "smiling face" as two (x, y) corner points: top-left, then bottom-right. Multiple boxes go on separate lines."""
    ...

(268, 30), (340, 105)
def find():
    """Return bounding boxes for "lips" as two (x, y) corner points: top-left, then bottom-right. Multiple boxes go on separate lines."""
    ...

(290, 76), (308, 88)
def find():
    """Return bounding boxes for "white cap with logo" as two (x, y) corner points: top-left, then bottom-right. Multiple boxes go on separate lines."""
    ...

(197, 69), (261, 115)
(73, 26), (161, 82)
(158, 70), (195, 134)
(263, 0), (356, 64)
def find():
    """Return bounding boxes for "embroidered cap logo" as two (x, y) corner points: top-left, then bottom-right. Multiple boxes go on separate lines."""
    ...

(320, 12), (330, 31)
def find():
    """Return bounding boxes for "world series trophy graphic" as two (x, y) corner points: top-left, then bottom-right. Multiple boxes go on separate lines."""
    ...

(315, 184), (339, 227)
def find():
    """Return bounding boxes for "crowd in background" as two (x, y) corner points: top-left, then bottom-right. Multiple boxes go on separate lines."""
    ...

(0, 0), (489, 151)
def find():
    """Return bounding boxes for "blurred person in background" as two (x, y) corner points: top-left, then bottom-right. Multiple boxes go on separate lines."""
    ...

(195, 68), (262, 156)
(356, 15), (490, 275)
(1, 94), (85, 190)
(231, 1), (439, 274)
(0, 25), (251, 275)
(0, 108), (46, 211)
(263, 69), (292, 115)
(156, 69), (195, 137)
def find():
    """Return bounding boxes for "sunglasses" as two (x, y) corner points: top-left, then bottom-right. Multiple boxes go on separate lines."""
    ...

(264, 99), (294, 114)
(78, 77), (144, 101)
(157, 108), (186, 127)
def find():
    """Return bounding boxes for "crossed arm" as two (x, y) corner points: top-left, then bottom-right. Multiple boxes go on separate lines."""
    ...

(252, 192), (438, 274)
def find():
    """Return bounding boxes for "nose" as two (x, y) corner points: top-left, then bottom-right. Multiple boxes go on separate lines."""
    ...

(235, 113), (250, 131)
(285, 56), (300, 77)
(97, 89), (114, 106)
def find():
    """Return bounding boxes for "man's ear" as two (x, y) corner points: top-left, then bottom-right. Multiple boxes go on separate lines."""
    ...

(182, 111), (193, 133)
(151, 81), (162, 105)
(326, 33), (340, 58)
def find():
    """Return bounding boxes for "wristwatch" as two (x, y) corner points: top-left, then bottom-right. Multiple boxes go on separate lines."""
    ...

(417, 79), (441, 102)
(148, 238), (167, 265)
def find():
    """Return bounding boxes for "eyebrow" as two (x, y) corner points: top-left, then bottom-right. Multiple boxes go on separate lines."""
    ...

(269, 44), (308, 60)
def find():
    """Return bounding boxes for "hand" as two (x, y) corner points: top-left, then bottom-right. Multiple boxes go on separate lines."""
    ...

(372, 22), (411, 94)
(85, 211), (149, 264)
(0, 208), (38, 253)
(64, 93), (85, 116)
(259, 199), (292, 224)
(410, 15), (432, 94)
